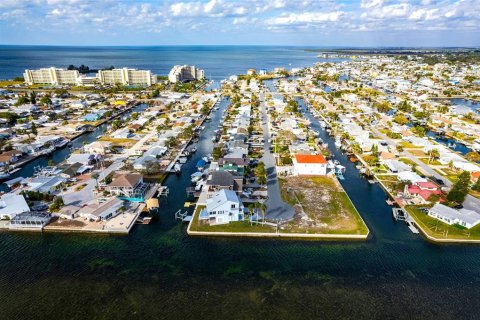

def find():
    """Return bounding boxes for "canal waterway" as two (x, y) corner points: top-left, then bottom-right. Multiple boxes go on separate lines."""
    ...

(1, 84), (480, 319)
(0, 103), (148, 192)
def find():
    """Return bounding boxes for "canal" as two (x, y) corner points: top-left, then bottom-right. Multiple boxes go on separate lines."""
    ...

(1, 91), (480, 319)
(0, 103), (148, 192)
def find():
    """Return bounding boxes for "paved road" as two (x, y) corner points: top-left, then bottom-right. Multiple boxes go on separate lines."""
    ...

(259, 91), (295, 221)
(372, 127), (480, 211)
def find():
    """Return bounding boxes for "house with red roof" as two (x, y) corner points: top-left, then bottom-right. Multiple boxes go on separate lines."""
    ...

(292, 154), (327, 176)
(404, 181), (443, 204)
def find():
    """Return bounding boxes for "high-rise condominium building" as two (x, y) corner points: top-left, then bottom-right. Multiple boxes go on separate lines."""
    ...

(97, 68), (156, 86)
(24, 67), (157, 86)
(168, 65), (205, 83)
(23, 67), (81, 85)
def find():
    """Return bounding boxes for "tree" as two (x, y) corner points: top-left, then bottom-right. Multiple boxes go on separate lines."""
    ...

(49, 196), (64, 212)
(393, 114), (409, 125)
(446, 171), (471, 205)
(29, 92), (36, 105)
(112, 119), (122, 130)
(47, 159), (55, 166)
(428, 148), (439, 164)
(15, 95), (29, 106)
(472, 178), (480, 192)
(31, 122), (38, 136)
(254, 161), (267, 185)
(465, 152), (480, 163)
(40, 95), (52, 106)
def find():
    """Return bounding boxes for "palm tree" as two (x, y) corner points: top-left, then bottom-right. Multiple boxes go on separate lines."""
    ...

(428, 149), (440, 164)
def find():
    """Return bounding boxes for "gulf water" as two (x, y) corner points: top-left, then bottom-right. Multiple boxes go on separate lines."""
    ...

(0, 46), (479, 319)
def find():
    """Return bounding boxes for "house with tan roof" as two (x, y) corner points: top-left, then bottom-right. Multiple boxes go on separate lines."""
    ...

(106, 173), (145, 199)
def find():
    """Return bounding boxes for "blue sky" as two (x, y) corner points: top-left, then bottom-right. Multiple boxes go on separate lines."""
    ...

(0, 0), (479, 46)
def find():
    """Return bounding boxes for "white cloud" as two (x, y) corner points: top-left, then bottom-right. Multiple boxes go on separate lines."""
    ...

(266, 11), (344, 26)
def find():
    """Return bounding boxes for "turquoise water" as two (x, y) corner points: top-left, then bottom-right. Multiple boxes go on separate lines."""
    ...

(0, 47), (480, 319)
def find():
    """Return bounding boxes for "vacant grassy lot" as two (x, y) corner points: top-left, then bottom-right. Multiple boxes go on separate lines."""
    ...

(99, 137), (137, 147)
(279, 176), (369, 235)
(406, 206), (480, 241)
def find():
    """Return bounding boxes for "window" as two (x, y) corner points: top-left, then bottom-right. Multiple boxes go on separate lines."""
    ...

(231, 204), (236, 209)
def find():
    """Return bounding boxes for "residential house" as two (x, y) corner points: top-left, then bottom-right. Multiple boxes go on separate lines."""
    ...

(201, 189), (244, 225)
(106, 173), (145, 199)
(78, 197), (124, 221)
(0, 150), (23, 167)
(428, 203), (480, 229)
(292, 154), (328, 176)
(0, 193), (30, 220)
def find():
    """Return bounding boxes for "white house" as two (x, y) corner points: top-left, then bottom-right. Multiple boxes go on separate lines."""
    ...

(293, 154), (328, 176)
(203, 189), (244, 225)
(78, 197), (124, 221)
(0, 193), (30, 220)
(428, 203), (480, 229)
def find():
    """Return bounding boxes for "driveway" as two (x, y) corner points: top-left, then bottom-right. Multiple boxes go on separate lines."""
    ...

(372, 128), (480, 211)
(259, 92), (295, 221)
(62, 160), (124, 206)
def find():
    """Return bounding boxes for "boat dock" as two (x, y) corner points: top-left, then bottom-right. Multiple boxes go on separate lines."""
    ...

(392, 208), (419, 234)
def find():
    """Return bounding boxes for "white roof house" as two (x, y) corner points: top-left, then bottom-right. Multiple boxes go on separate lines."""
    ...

(428, 203), (480, 229)
(204, 189), (244, 225)
(0, 193), (30, 220)
(397, 171), (427, 184)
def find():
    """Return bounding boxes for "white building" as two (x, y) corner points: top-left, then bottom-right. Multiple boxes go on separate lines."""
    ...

(97, 68), (156, 86)
(428, 203), (480, 229)
(293, 154), (328, 176)
(203, 189), (244, 225)
(24, 67), (156, 86)
(24, 67), (80, 85)
(0, 193), (30, 220)
(168, 65), (204, 83)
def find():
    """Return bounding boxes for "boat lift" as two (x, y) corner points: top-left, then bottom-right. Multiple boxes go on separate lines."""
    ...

(174, 209), (192, 222)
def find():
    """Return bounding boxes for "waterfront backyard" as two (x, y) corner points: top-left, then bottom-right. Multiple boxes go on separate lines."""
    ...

(279, 176), (369, 235)
(406, 206), (480, 241)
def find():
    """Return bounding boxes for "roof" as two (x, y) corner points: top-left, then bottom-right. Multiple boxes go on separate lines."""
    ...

(109, 173), (143, 188)
(429, 203), (480, 227)
(206, 189), (241, 212)
(294, 154), (327, 164)
(0, 194), (30, 217)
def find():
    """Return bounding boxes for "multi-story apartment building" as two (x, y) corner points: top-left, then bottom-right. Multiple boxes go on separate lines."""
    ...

(97, 68), (156, 86)
(168, 65), (205, 83)
(24, 67), (157, 86)
(23, 67), (80, 85)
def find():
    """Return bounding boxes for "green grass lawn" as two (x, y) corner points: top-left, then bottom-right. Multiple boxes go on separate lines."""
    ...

(399, 141), (422, 149)
(406, 206), (480, 240)
(189, 206), (276, 233)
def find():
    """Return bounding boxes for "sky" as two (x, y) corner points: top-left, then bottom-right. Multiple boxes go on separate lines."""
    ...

(0, 0), (479, 47)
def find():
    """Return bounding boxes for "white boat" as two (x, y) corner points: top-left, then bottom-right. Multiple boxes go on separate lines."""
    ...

(190, 146), (197, 153)
(320, 121), (327, 128)
(55, 138), (70, 149)
(0, 171), (10, 179)
(191, 172), (203, 183)
(174, 163), (182, 173)
(195, 181), (204, 192)
(211, 137), (217, 142)
(40, 145), (56, 155)
(334, 139), (342, 148)
(178, 156), (188, 164)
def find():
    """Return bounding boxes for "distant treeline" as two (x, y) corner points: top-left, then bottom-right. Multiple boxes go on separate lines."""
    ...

(67, 64), (115, 74)
(306, 48), (480, 55)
